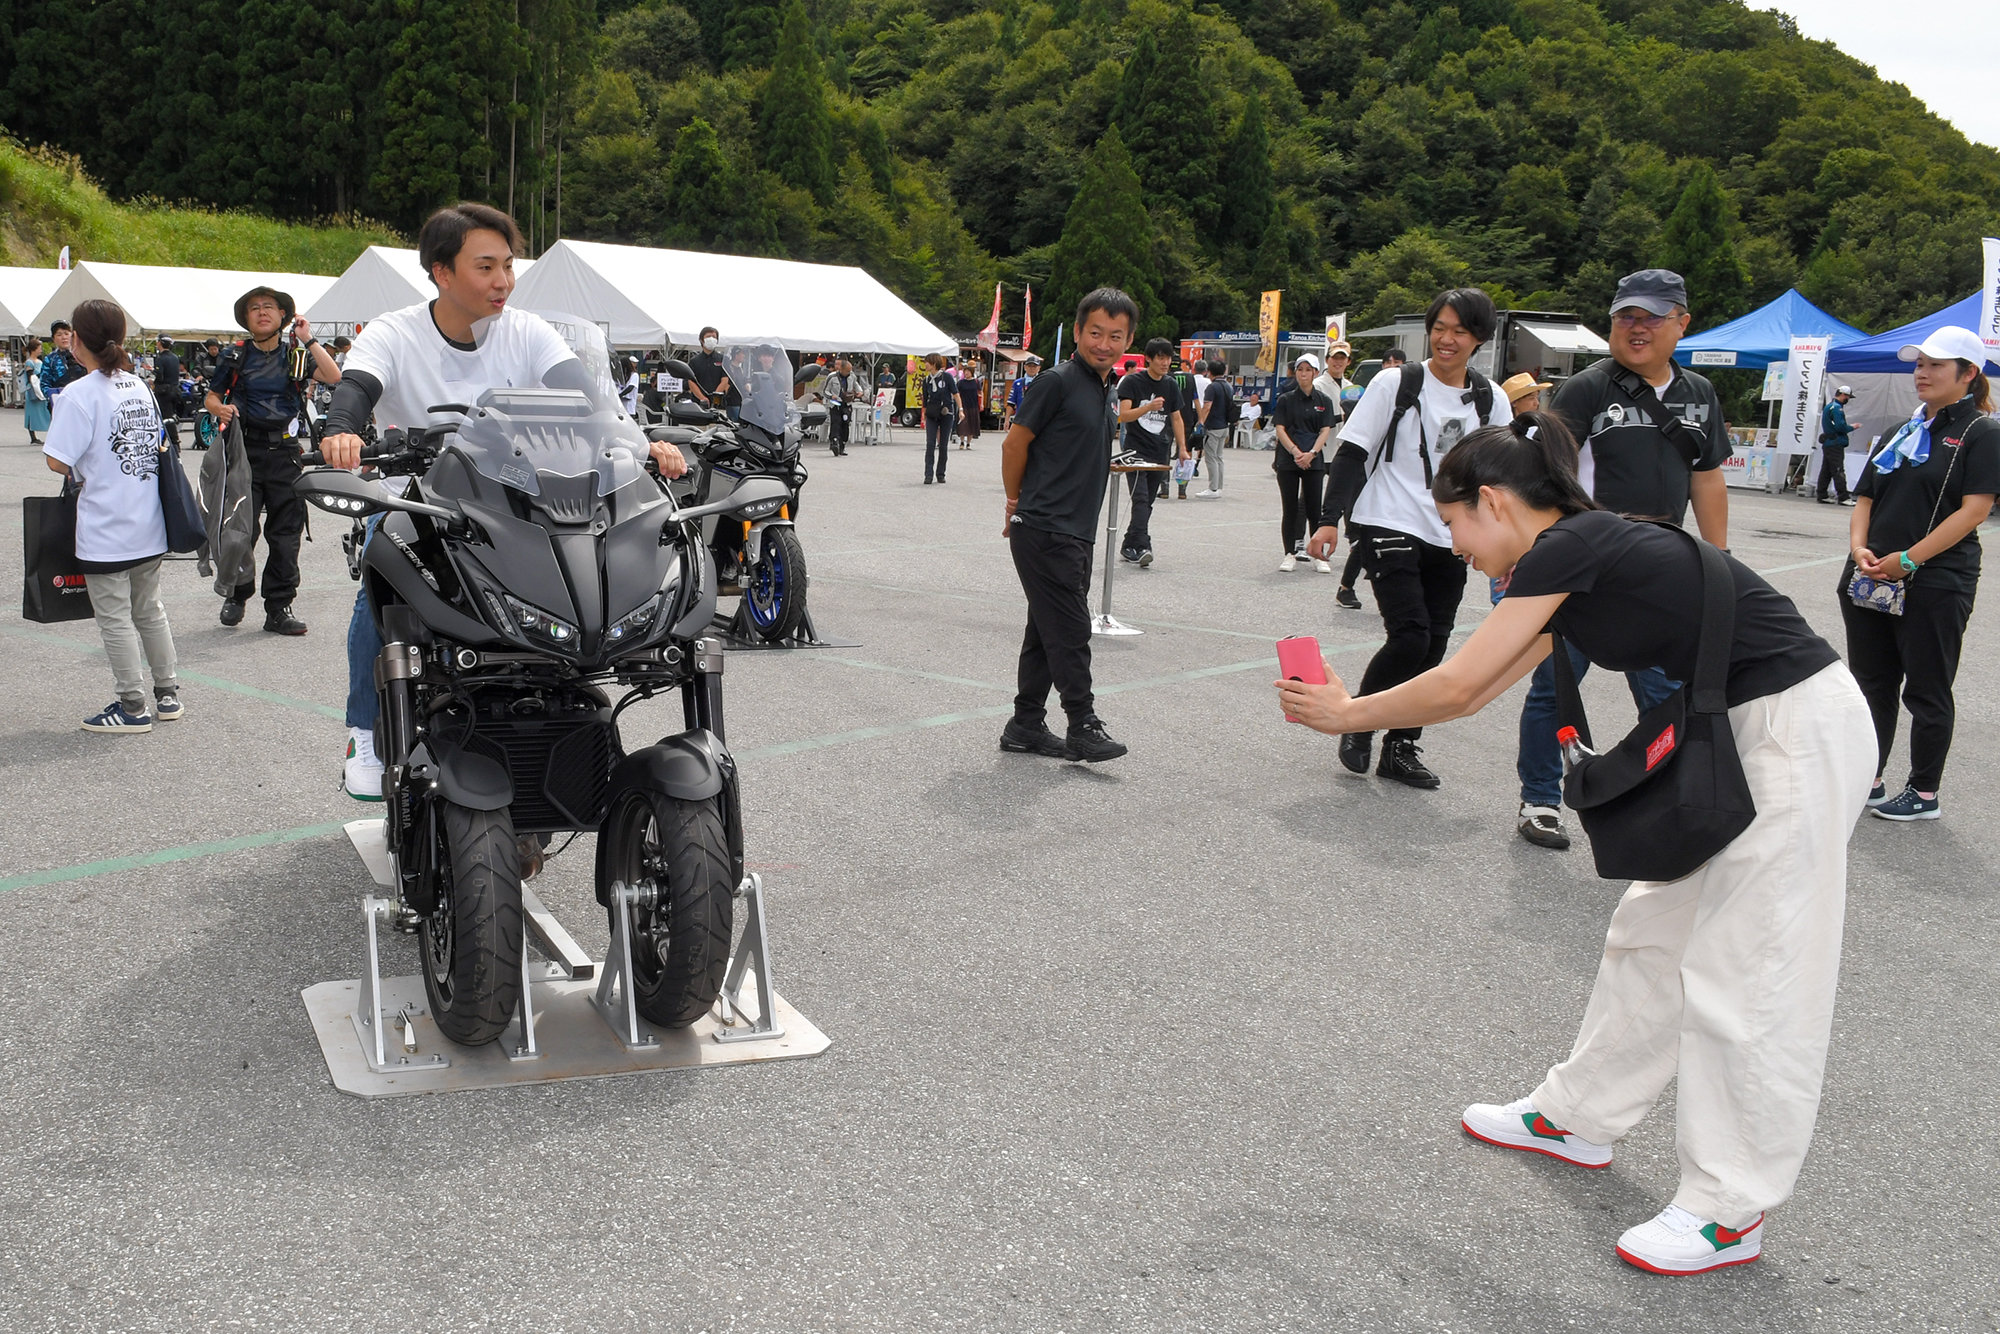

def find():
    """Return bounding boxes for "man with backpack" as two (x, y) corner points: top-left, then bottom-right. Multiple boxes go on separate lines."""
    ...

(1510, 266), (1732, 849)
(1310, 288), (1511, 789)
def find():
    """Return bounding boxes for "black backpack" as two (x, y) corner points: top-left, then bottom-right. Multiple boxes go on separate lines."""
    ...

(1370, 362), (1497, 486)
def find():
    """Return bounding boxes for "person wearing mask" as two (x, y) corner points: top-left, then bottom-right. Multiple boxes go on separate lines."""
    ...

(1309, 289), (1510, 788)
(1334, 347), (1407, 609)
(204, 287), (341, 636)
(152, 336), (185, 446)
(23, 340), (51, 446)
(1511, 268), (1730, 848)
(1113, 337), (1188, 567)
(41, 300), (182, 733)
(318, 201), (689, 799)
(1818, 384), (1856, 505)
(1277, 410), (1874, 1278)
(38, 320), (86, 403)
(1501, 371), (1550, 415)
(1839, 327), (2000, 822)
(998, 287), (1138, 764)
(921, 353), (957, 484)
(1272, 352), (1335, 572)
(1194, 358), (1234, 498)
(686, 326), (739, 416)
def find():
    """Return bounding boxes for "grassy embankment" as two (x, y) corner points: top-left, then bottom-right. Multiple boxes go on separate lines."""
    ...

(0, 137), (399, 273)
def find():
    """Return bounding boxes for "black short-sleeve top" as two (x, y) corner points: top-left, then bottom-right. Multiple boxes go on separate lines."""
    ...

(1507, 510), (1838, 707)
(1012, 354), (1118, 542)
(1850, 397), (2000, 595)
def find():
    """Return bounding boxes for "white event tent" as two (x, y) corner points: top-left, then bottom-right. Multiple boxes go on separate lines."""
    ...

(305, 246), (535, 327)
(0, 266), (70, 338)
(512, 239), (957, 354)
(28, 261), (337, 339)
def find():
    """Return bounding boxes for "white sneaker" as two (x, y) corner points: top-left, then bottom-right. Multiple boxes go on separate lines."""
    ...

(1616, 1204), (1763, 1274)
(344, 726), (385, 802)
(1313, 558), (1332, 573)
(1278, 553), (1298, 572)
(1193, 489), (1221, 499)
(1461, 1096), (1612, 1167)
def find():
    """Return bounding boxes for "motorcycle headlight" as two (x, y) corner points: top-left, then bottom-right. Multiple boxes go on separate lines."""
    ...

(501, 592), (579, 646)
(605, 592), (665, 646)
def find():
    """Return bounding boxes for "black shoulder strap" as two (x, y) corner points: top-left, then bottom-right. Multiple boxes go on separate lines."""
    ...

(1370, 362), (1427, 475)
(1468, 368), (1495, 423)
(1609, 364), (1707, 467)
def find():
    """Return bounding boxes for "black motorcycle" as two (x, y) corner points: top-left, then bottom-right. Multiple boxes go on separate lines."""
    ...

(652, 344), (817, 643)
(295, 386), (790, 1046)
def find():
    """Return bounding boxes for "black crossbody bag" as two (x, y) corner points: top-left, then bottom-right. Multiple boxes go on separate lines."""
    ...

(1549, 529), (1756, 882)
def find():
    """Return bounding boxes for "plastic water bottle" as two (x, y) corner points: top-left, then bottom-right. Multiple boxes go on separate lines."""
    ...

(1557, 726), (1595, 773)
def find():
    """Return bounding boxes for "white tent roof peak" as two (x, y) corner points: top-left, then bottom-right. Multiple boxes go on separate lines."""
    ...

(306, 246), (536, 326)
(28, 260), (339, 338)
(0, 266), (70, 338)
(511, 239), (958, 354)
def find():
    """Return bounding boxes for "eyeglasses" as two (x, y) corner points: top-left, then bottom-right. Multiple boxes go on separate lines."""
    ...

(1611, 310), (1676, 328)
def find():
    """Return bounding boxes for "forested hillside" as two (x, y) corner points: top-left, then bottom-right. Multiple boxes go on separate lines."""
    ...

(6, 0), (1999, 350)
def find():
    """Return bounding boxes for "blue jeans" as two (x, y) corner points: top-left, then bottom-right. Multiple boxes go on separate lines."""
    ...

(1517, 648), (1680, 807)
(345, 518), (381, 730)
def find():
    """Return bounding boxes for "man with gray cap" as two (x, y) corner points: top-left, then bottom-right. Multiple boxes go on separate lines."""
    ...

(1508, 267), (1731, 850)
(1817, 384), (1856, 505)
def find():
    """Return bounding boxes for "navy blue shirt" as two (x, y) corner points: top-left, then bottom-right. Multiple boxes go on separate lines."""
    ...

(211, 340), (303, 433)
(1013, 355), (1118, 541)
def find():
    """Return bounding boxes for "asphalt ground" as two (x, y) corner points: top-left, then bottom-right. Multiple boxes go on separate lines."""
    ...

(0, 413), (1994, 1333)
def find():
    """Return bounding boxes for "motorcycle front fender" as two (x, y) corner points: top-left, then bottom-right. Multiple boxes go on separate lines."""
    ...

(606, 727), (731, 803)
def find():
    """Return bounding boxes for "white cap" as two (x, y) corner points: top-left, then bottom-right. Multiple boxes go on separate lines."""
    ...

(1898, 325), (1994, 369)
(1835, 385), (1851, 395)
(1293, 353), (1321, 371)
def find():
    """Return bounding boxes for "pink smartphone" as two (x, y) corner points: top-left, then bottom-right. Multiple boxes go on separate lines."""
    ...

(1277, 637), (1326, 724)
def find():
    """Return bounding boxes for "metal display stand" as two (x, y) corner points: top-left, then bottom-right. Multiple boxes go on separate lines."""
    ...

(713, 601), (860, 651)
(1093, 461), (1170, 637)
(304, 820), (830, 1099)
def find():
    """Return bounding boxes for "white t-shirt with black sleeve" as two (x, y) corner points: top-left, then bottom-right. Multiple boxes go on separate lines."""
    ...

(1338, 360), (1511, 547)
(42, 369), (167, 567)
(341, 302), (578, 432)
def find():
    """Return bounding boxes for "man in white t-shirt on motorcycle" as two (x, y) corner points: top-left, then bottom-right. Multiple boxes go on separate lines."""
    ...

(320, 202), (688, 799)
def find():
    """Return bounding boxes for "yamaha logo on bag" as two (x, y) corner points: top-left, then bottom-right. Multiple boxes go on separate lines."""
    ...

(52, 574), (87, 591)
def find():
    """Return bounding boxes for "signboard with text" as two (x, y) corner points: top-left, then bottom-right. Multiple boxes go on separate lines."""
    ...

(1780, 335), (1830, 457)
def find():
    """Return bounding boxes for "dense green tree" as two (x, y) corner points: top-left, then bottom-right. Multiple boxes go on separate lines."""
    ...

(1117, 7), (1221, 233)
(758, 0), (835, 204)
(1222, 94), (1274, 251)
(721, 0), (781, 71)
(1660, 163), (1749, 325)
(1043, 126), (1169, 351)
(662, 116), (733, 244)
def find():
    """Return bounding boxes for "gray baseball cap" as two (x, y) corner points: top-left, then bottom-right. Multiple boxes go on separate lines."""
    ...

(1610, 268), (1689, 317)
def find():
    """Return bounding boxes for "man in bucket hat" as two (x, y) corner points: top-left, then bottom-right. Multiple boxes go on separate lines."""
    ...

(203, 285), (341, 634)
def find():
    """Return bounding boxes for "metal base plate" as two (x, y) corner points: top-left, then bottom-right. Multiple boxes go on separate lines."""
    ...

(303, 969), (830, 1099)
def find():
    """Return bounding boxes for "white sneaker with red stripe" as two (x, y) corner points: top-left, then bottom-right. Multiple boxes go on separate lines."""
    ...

(1616, 1204), (1763, 1274)
(1460, 1096), (1612, 1167)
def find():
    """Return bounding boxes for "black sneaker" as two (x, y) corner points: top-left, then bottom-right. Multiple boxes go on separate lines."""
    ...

(264, 604), (308, 636)
(1137, 548), (1154, 568)
(1120, 547), (1144, 564)
(1338, 732), (1371, 775)
(1335, 585), (1362, 610)
(1065, 716), (1128, 763)
(219, 597), (246, 627)
(1377, 738), (1440, 789)
(1516, 802), (1570, 849)
(999, 718), (1068, 758)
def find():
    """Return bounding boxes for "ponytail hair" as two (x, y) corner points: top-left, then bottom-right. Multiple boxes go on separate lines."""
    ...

(70, 299), (134, 376)
(1954, 360), (1994, 413)
(1431, 409), (1598, 516)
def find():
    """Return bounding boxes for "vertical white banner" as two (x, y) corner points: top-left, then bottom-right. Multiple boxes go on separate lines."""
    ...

(1981, 236), (2000, 360)
(1782, 335), (1830, 457)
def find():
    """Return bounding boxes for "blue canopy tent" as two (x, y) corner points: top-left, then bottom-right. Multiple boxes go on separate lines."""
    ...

(1826, 291), (1982, 373)
(1672, 289), (1868, 371)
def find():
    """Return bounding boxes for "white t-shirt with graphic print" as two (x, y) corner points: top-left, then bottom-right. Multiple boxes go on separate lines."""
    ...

(1338, 360), (1513, 547)
(43, 369), (166, 563)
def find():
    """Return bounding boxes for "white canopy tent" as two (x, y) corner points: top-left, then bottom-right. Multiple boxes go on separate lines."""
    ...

(0, 267), (69, 338)
(27, 261), (337, 339)
(305, 246), (535, 328)
(511, 239), (957, 354)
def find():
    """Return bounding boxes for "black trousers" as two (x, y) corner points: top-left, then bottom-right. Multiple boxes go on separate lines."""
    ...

(925, 414), (952, 480)
(1341, 544), (1364, 588)
(1816, 446), (1850, 501)
(829, 403), (850, 451)
(1839, 576), (1974, 791)
(1352, 523), (1468, 743)
(231, 443), (305, 610)
(1010, 523), (1095, 726)
(1275, 467), (1324, 552)
(1122, 466), (1163, 554)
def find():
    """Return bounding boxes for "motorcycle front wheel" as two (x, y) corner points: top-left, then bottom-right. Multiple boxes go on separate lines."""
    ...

(745, 527), (809, 643)
(599, 788), (735, 1028)
(418, 801), (524, 1045)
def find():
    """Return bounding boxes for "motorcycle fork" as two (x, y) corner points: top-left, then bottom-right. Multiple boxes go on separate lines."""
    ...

(375, 640), (425, 899)
(682, 636), (728, 742)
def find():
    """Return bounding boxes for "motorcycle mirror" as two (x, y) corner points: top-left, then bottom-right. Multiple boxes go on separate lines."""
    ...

(794, 364), (826, 388)
(296, 468), (390, 518)
(673, 474), (791, 525)
(660, 357), (697, 381)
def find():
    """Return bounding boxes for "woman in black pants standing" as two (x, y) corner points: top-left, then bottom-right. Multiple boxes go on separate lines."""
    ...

(1271, 352), (1335, 572)
(1839, 326), (1999, 821)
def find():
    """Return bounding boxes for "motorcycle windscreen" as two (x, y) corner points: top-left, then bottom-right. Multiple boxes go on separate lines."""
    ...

(722, 343), (791, 437)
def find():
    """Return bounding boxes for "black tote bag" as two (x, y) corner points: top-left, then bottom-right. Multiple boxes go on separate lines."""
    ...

(157, 436), (204, 554)
(21, 486), (94, 623)
(1551, 532), (1756, 882)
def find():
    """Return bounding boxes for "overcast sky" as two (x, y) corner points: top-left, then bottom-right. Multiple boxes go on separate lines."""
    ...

(1780, 1), (2000, 149)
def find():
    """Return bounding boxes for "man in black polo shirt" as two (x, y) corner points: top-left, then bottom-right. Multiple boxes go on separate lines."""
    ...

(1511, 266), (1731, 849)
(1114, 337), (1189, 566)
(152, 335), (184, 447)
(685, 325), (739, 416)
(997, 287), (1139, 763)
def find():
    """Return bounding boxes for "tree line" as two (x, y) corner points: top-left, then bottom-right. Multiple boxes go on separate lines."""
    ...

(5, 0), (1999, 356)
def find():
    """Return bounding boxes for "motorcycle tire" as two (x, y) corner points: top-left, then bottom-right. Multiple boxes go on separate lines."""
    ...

(599, 789), (734, 1028)
(745, 526), (809, 643)
(418, 801), (524, 1046)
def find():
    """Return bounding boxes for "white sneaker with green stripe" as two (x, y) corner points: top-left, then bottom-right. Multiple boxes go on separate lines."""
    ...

(1460, 1096), (1612, 1167)
(1616, 1204), (1763, 1274)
